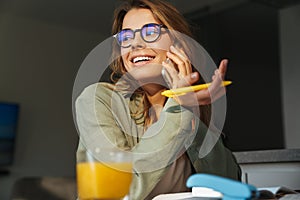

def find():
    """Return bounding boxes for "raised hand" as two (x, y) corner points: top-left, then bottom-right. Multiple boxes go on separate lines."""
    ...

(162, 45), (229, 106)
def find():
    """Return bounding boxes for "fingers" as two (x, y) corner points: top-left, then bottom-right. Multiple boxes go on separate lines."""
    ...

(163, 55), (230, 107)
(212, 59), (228, 81)
(205, 59), (228, 104)
(177, 72), (199, 88)
(161, 45), (193, 89)
(162, 58), (199, 89)
(212, 58), (228, 83)
(174, 59), (229, 106)
(166, 45), (192, 77)
(218, 59), (228, 80)
(210, 59), (228, 92)
(162, 59), (180, 88)
(178, 82), (226, 106)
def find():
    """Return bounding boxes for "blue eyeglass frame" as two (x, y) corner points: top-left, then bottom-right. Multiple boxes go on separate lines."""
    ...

(113, 23), (167, 48)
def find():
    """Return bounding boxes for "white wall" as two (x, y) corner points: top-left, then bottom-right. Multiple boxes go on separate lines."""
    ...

(0, 12), (104, 199)
(280, 4), (300, 149)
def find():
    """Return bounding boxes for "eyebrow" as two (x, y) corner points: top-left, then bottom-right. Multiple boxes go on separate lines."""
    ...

(121, 21), (159, 29)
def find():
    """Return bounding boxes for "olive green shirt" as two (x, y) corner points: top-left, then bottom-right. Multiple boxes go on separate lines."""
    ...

(75, 82), (241, 200)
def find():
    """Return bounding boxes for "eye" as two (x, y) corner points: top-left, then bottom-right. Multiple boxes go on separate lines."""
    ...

(122, 34), (132, 41)
(119, 30), (134, 42)
(144, 26), (159, 36)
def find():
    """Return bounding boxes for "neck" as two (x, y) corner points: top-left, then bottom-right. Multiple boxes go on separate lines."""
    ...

(146, 89), (166, 106)
(143, 84), (167, 120)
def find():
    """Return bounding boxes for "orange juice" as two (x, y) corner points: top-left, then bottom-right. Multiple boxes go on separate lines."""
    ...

(77, 162), (132, 199)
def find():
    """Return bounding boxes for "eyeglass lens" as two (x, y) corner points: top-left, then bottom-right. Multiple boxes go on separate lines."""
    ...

(117, 23), (162, 47)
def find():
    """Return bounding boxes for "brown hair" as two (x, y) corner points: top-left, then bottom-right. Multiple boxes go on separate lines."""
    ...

(110, 0), (211, 127)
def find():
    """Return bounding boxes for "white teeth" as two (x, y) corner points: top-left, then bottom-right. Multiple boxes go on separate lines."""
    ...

(133, 56), (153, 63)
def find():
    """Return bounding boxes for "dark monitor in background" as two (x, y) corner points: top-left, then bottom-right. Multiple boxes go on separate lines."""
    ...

(0, 102), (19, 169)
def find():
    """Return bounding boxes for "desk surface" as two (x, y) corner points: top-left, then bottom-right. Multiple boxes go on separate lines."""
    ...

(233, 148), (300, 164)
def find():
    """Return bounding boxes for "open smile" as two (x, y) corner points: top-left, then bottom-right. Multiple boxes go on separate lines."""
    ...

(131, 56), (155, 65)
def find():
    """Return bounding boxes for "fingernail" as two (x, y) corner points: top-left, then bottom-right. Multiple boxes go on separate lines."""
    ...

(165, 58), (170, 64)
(223, 59), (229, 66)
(191, 72), (197, 79)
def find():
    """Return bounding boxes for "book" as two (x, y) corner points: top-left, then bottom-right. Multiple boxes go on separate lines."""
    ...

(258, 186), (298, 199)
(152, 187), (222, 200)
(258, 186), (297, 194)
(152, 186), (299, 200)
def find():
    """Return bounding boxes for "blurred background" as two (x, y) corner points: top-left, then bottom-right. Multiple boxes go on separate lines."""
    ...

(0, 0), (300, 199)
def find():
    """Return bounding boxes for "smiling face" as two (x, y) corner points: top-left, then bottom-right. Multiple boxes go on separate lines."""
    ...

(120, 8), (172, 84)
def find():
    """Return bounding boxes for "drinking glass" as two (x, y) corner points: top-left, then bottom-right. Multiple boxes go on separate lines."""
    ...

(76, 148), (133, 200)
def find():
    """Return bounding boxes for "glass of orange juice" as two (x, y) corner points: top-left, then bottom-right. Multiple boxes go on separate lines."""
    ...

(76, 148), (133, 200)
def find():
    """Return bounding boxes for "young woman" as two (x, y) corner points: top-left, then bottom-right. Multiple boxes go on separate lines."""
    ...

(76, 0), (241, 199)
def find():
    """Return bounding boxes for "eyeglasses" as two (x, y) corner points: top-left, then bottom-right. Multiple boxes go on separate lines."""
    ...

(114, 23), (167, 48)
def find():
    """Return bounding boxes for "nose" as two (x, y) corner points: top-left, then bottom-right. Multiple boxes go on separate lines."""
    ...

(130, 33), (146, 50)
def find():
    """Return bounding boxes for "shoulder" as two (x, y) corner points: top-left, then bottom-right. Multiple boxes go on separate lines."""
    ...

(78, 82), (114, 98)
(75, 82), (130, 110)
(76, 82), (117, 104)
